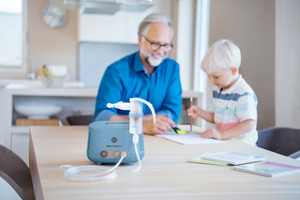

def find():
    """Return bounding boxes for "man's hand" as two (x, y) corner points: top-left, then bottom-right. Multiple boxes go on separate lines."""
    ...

(143, 114), (175, 134)
(201, 128), (222, 140)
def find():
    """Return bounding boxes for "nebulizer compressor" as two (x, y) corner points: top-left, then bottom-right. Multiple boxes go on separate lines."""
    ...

(60, 98), (156, 181)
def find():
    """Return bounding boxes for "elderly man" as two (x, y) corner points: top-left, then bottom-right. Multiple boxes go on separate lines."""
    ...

(94, 13), (182, 134)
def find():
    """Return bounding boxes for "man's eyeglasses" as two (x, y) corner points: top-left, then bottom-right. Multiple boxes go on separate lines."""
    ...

(142, 35), (173, 51)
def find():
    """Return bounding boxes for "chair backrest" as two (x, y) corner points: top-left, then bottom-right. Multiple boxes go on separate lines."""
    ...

(0, 145), (35, 200)
(66, 114), (94, 125)
(257, 127), (300, 156)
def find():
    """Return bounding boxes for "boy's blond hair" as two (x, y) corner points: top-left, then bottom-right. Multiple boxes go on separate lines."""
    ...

(201, 39), (241, 73)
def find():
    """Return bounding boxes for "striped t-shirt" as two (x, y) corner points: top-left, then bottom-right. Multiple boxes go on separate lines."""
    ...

(208, 75), (258, 145)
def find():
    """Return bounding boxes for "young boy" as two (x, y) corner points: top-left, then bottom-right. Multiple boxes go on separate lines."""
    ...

(188, 39), (258, 145)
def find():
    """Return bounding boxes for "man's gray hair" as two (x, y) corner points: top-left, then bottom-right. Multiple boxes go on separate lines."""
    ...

(138, 13), (174, 37)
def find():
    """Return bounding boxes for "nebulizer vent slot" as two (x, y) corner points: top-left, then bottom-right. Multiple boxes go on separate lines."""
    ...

(60, 98), (155, 181)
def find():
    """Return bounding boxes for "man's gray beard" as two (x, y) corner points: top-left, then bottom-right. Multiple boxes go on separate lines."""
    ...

(146, 55), (165, 67)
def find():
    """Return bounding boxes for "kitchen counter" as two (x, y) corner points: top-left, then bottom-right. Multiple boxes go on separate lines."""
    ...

(0, 80), (95, 148)
(0, 79), (203, 165)
(3, 87), (96, 97)
(0, 79), (201, 98)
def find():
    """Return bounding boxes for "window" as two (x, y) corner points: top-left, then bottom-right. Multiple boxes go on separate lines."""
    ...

(194, 0), (210, 92)
(0, 0), (26, 77)
(194, 0), (210, 128)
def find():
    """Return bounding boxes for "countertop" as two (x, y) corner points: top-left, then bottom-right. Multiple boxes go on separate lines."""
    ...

(0, 79), (96, 97)
(0, 79), (202, 98)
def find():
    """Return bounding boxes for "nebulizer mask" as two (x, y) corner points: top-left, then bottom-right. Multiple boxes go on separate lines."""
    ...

(60, 98), (156, 181)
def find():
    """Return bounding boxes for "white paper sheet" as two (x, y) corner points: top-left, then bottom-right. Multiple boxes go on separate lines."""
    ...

(155, 132), (224, 144)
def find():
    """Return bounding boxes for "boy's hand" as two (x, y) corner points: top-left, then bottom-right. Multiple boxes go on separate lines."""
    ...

(201, 128), (222, 140)
(187, 105), (202, 119)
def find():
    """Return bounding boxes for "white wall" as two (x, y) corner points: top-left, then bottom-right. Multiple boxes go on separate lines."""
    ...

(28, 0), (78, 80)
(79, 0), (196, 91)
(275, 0), (300, 128)
(79, 0), (172, 44)
(25, 0), (197, 91)
(209, 0), (300, 129)
(209, 0), (276, 130)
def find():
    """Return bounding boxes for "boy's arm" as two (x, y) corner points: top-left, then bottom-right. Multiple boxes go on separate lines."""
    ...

(202, 119), (256, 140)
(219, 88), (258, 139)
(198, 108), (215, 123)
(220, 119), (256, 140)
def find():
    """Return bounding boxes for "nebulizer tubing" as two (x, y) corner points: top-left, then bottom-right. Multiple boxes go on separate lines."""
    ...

(130, 98), (156, 123)
(107, 98), (156, 123)
(60, 98), (155, 181)
(119, 134), (141, 173)
(60, 155), (125, 181)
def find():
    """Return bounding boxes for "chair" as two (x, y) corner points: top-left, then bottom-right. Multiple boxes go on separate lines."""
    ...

(0, 145), (35, 200)
(66, 114), (94, 125)
(257, 126), (300, 158)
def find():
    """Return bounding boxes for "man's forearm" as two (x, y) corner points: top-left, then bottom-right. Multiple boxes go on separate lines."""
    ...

(109, 115), (129, 121)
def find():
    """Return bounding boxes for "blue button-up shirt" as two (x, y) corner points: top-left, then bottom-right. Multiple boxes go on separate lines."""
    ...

(94, 51), (182, 123)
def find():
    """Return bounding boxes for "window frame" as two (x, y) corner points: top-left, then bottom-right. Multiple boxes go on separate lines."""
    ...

(193, 0), (210, 128)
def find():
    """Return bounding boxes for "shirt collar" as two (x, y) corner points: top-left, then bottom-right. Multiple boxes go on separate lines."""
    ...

(221, 75), (243, 94)
(133, 51), (145, 72)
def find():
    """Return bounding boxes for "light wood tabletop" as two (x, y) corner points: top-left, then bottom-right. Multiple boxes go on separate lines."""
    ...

(29, 126), (300, 200)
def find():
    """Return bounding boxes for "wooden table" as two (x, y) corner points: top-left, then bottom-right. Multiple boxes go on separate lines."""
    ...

(29, 126), (300, 200)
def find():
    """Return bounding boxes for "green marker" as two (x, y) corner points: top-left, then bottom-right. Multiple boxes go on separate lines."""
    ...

(172, 127), (188, 134)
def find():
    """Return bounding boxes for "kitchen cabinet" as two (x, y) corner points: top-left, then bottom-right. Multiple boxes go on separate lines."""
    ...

(0, 83), (97, 164)
(11, 128), (29, 165)
(0, 81), (202, 164)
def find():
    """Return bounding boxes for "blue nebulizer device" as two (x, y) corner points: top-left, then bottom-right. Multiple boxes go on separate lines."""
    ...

(87, 121), (145, 164)
(60, 98), (156, 181)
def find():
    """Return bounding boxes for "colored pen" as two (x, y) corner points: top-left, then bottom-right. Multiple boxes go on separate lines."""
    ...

(172, 127), (179, 134)
(172, 127), (187, 135)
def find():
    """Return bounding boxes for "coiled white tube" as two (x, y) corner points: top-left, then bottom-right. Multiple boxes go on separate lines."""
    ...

(60, 134), (141, 181)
